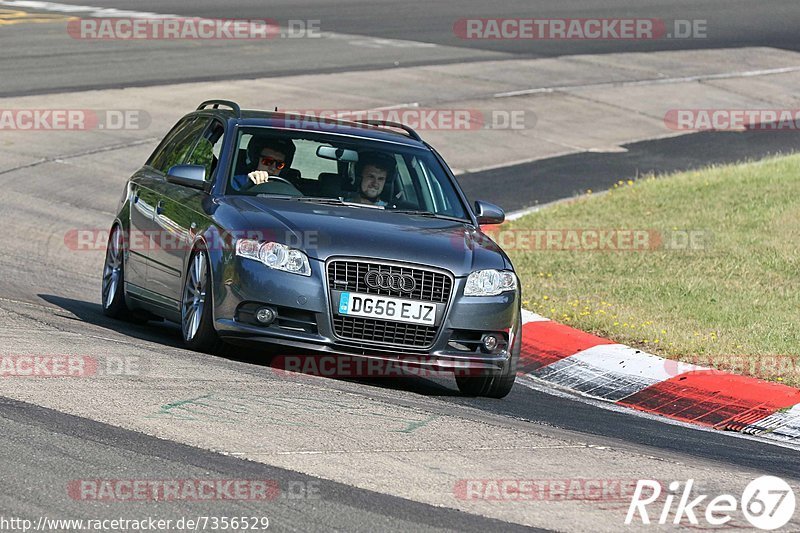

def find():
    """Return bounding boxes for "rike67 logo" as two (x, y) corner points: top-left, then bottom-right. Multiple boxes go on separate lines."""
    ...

(626, 476), (796, 530)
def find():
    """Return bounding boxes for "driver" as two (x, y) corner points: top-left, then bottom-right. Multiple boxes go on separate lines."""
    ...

(231, 137), (295, 191)
(347, 152), (395, 206)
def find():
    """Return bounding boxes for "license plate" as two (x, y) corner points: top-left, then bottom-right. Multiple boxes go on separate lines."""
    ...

(338, 292), (436, 326)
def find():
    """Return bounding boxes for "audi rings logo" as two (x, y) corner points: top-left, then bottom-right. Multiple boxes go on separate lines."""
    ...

(364, 270), (416, 292)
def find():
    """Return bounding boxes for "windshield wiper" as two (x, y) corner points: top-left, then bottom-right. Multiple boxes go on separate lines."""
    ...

(390, 210), (468, 222)
(254, 194), (300, 200)
(295, 197), (384, 209)
(294, 196), (345, 204)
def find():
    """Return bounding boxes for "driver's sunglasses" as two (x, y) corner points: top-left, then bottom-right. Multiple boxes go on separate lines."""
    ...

(259, 156), (286, 170)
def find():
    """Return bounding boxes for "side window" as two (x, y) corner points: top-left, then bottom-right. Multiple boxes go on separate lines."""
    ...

(394, 154), (419, 206)
(416, 158), (459, 214)
(186, 120), (225, 182)
(149, 118), (209, 174)
(147, 117), (192, 170)
(411, 157), (435, 211)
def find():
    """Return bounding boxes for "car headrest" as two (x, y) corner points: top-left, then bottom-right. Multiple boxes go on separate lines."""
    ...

(234, 148), (253, 176)
(280, 168), (301, 181)
(380, 171), (403, 204)
(318, 172), (342, 198)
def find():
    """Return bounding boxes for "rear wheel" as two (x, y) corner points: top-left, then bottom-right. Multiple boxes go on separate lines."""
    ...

(101, 225), (128, 318)
(181, 249), (221, 353)
(101, 225), (150, 324)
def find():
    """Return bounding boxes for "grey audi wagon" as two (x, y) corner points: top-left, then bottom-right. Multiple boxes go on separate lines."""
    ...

(102, 100), (521, 397)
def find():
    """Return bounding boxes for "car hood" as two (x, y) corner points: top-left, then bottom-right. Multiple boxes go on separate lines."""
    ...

(220, 197), (509, 276)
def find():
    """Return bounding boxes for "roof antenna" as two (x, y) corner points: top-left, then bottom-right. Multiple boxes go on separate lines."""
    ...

(274, 106), (278, 112)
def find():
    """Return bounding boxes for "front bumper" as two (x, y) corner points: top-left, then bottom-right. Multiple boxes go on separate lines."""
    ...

(214, 257), (521, 373)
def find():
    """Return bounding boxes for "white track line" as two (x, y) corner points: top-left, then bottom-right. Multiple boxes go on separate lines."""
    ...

(494, 66), (800, 98)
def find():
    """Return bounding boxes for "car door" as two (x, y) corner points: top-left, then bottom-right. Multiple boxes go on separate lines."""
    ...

(139, 117), (210, 307)
(126, 117), (196, 291)
(125, 179), (155, 290)
(148, 118), (225, 306)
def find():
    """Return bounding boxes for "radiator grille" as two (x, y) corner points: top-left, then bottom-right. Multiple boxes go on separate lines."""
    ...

(327, 260), (451, 302)
(331, 315), (438, 348)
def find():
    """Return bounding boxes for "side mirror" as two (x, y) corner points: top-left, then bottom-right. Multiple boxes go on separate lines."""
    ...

(474, 200), (505, 225)
(166, 164), (207, 190)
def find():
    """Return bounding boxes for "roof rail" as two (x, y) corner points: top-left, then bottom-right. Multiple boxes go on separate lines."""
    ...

(196, 100), (241, 117)
(352, 119), (422, 142)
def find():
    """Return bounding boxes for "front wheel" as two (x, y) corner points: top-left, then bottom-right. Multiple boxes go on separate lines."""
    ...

(181, 249), (221, 353)
(455, 363), (516, 398)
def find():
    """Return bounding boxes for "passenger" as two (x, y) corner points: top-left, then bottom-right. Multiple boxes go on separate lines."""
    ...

(347, 152), (395, 206)
(232, 137), (295, 191)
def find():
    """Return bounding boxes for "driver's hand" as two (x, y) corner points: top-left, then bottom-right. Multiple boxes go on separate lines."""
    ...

(248, 171), (270, 185)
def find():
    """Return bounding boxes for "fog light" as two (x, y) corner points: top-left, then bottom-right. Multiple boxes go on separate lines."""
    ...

(255, 307), (276, 325)
(482, 334), (499, 352)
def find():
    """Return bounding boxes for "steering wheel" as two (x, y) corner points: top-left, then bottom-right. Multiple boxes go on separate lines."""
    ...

(248, 177), (302, 196)
(260, 176), (293, 186)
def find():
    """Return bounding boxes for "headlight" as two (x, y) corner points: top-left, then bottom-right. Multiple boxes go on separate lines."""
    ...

(464, 269), (517, 296)
(235, 239), (311, 276)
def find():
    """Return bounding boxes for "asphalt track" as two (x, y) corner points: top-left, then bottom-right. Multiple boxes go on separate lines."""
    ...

(1, 0), (799, 95)
(459, 128), (800, 211)
(40, 291), (800, 480)
(1, 1), (800, 531)
(0, 396), (538, 533)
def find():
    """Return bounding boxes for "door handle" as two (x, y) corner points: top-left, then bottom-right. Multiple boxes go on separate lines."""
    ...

(156, 200), (164, 215)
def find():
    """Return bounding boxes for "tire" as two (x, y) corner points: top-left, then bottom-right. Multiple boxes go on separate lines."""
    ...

(455, 319), (521, 399)
(101, 225), (130, 319)
(101, 225), (152, 324)
(181, 248), (222, 353)
(455, 363), (516, 399)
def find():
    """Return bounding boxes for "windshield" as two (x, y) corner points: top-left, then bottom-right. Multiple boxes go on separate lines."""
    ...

(226, 126), (470, 220)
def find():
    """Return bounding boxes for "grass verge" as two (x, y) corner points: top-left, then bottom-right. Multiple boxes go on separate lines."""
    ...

(506, 153), (800, 386)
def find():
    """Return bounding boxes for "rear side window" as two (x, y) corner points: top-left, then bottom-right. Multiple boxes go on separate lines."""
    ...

(186, 119), (225, 182)
(147, 118), (191, 170)
(148, 117), (209, 174)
